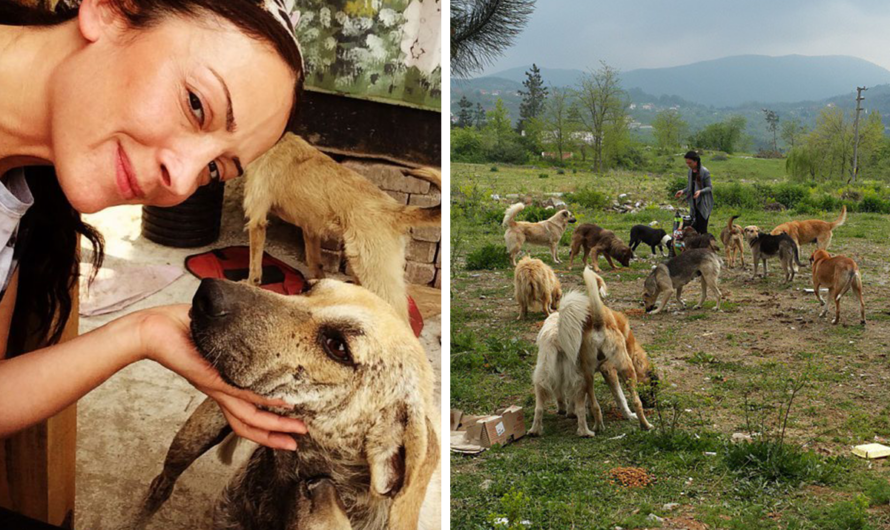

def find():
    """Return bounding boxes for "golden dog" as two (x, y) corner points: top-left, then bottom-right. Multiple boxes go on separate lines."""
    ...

(720, 215), (746, 268)
(810, 249), (865, 325)
(771, 206), (846, 250)
(503, 203), (576, 266)
(134, 279), (440, 530)
(527, 269), (654, 437)
(242, 133), (441, 324)
(514, 257), (562, 320)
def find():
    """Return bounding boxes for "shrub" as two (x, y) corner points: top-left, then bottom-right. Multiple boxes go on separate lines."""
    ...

(810, 495), (871, 530)
(519, 204), (552, 223)
(465, 244), (511, 270)
(723, 440), (845, 486)
(858, 190), (890, 214)
(450, 127), (486, 163)
(565, 186), (609, 210)
(665, 175), (688, 200)
(716, 182), (760, 209)
(538, 173), (548, 179)
(772, 182), (810, 210)
(490, 166), (499, 172)
(711, 152), (729, 161)
(557, 168), (565, 175)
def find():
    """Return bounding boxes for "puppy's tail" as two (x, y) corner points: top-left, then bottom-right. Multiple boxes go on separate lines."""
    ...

(503, 203), (525, 228)
(727, 215), (739, 230)
(556, 290), (589, 364)
(583, 267), (608, 329)
(399, 168), (441, 227)
(831, 205), (847, 229)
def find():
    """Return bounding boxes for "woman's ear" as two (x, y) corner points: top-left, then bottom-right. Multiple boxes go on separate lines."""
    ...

(77, 0), (121, 43)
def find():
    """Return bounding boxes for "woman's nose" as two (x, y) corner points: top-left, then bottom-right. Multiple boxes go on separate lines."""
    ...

(156, 143), (215, 201)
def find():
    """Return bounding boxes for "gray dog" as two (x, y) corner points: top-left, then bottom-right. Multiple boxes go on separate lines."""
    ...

(643, 248), (723, 314)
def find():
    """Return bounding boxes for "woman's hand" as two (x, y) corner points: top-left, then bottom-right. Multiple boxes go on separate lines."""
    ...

(133, 305), (306, 450)
(693, 190), (701, 199)
(674, 190), (685, 198)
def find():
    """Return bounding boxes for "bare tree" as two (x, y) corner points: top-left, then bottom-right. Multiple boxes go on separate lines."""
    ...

(575, 62), (628, 172)
(451, 0), (536, 78)
(761, 108), (779, 152)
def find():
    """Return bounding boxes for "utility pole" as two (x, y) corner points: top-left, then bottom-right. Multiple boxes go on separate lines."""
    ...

(851, 86), (867, 183)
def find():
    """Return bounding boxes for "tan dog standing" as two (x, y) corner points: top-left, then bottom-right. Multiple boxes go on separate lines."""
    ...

(503, 203), (576, 265)
(720, 215), (746, 268)
(243, 133), (441, 324)
(513, 257), (562, 319)
(771, 206), (846, 250)
(810, 249), (865, 325)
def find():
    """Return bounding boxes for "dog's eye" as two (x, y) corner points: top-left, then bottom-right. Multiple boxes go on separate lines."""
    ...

(320, 330), (353, 365)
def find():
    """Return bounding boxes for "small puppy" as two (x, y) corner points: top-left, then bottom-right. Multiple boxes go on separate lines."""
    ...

(568, 223), (634, 271)
(720, 215), (746, 268)
(743, 227), (801, 282)
(503, 203), (576, 265)
(643, 248), (723, 314)
(771, 206), (846, 250)
(243, 133), (441, 324)
(514, 257), (562, 320)
(629, 224), (670, 257)
(681, 226), (721, 253)
(810, 249), (865, 325)
(528, 269), (654, 437)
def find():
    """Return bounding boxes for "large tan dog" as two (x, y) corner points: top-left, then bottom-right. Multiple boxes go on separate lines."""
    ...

(527, 269), (654, 437)
(133, 279), (439, 530)
(568, 223), (634, 271)
(243, 133), (441, 324)
(771, 206), (846, 250)
(503, 203), (576, 265)
(720, 215), (745, 268)
(514, 257), (562, 320)
(810, 249), (865, 325)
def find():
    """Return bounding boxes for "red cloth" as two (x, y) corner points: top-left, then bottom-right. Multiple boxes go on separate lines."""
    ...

(184, 246), (423, 336)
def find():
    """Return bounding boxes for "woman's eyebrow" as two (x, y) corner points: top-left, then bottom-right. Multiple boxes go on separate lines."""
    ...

(208, 67), (237, 133)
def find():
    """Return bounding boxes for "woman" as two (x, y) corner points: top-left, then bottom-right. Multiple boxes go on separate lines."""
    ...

(0, 0), (306, 450)
(674, 150), (713, 234)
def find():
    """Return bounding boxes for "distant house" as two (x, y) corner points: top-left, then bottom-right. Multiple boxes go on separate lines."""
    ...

(642, 103), (655, 111)
(542, 152), (574, 160)
(629, 103), (637, 110)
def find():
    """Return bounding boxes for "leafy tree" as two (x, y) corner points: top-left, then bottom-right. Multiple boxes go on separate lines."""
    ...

(762, 108), (779, 152)
(809, 106), (852, 179)
(541, 86), (577, 162)
(474, 102), (487, 129)
(517, 63), (548, 132)
(780, 118), (807, 150)
(689, 116), (747, 153)
(451, 127), (486, 162)
(456, 96), (474, 128)
(651, 110), (688, 153)
(450, 0), (536, 78)
(575, 62), (628, 172)
(484, 98), (513, 151)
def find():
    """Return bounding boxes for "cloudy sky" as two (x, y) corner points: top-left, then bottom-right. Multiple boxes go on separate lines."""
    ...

(476, 0), (890, 76)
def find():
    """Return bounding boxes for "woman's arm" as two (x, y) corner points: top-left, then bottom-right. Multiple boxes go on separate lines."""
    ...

(699, 169), (713, 193)
(0, 297), (305, 449)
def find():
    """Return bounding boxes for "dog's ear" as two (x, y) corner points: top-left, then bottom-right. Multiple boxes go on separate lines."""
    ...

(365, 403), (439, 529)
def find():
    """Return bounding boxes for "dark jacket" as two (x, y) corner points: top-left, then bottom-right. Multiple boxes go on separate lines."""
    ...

(683, 166), (713, 220)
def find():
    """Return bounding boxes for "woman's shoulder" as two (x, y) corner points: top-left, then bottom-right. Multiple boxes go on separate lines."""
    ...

(701, 166), (711, 177)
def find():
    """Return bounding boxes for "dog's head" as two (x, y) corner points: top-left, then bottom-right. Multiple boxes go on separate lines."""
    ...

(613, 244), (634, 266)
(681, 226), (698, 240)
(810, 248), (830, 267)
(743, 225), (760, 244)
(552, 281), (563, 310)
(642, 267), (665, 312)
(190, 279), (437, 499)
(292, 478), (352, 530)
(551, 209), (576, 227)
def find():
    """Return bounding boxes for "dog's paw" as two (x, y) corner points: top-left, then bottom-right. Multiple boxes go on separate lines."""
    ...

(625, 412), (639, 421)
(692, 304), (702, 310)
(577, 428), (596, 438)
(527, 426), (542, 437)
(640, 420), (654, 431)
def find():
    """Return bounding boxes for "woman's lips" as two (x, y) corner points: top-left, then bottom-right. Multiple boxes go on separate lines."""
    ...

(115, 143), (144, 200)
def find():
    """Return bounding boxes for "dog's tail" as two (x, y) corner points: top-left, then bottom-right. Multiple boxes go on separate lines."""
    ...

(727, 215), (739, 230)
(502, 202), (525, 228)
(791, 239), (802, 268)
(399, 168), (441, 227)
(216, 433), (242, 465)
(583, 267), (608, 329)
(556, 290), (589, 364)
(831, 205), (847, 229)
(837, 269), (858, 301)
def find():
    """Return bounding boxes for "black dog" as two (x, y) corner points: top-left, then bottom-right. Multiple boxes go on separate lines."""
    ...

(629, 225), (670, 257)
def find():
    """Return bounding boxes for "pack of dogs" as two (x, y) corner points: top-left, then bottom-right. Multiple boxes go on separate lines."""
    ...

(133, 135), (442, 530)
(505, 199), (865, 442)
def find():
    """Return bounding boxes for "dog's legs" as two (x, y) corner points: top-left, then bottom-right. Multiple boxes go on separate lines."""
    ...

(854, 273), (866, 325)
(601, 366), (637, 421)
(247, 218), (268, 285)
(604, 253), (617, 270)
(621, 367), (653, 431)
(528, 384), (549, 436)
(133, 398), (231, 529)
(814, 279), (828, 317)
(551, 242), (561, 264)
(517, 297), (528, 320)
(589, 248), (600, 272)
(583, 369), (605, 433)
(693, 277), (707, 310)
(569, 239), (582, 269)
(707, 275), (722, 311)
(303, 231), (326, 279)
(543, 290), (553, 316)
(832, 286), (842, 325)
(675, 286), (685, 309)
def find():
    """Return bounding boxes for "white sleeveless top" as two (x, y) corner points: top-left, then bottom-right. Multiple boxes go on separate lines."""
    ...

(0, 169), (34, 300)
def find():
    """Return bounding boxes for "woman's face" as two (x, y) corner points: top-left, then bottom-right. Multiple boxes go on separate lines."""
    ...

(685, 158), (697, 170)
(50, 7), (295, 213)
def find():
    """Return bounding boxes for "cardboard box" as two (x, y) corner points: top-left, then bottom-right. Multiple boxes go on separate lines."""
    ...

(450, 407), (526, 454)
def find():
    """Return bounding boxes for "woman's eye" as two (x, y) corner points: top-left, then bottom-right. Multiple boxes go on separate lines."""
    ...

(208, 161), (221, 184)
(188, 91), (205, 125)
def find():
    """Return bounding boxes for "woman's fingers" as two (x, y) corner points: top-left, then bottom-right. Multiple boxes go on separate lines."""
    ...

(209, 390), (307, 435)
(217, 404), (299, 451)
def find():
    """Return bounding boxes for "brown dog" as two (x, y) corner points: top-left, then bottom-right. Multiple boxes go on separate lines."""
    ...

(810, 249), (865, 325)
(720, 215), (746, 268)
(568, 223), (634, 271)
(514, 257), (562, 320)
(771, 206), (846, 250)
(243, 133), (441, 324)
(503, 203), (576, 265)
(681, 226), (721, 253)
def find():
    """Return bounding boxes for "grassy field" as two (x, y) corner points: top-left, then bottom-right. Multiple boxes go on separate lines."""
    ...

(450, 154), (890, 530)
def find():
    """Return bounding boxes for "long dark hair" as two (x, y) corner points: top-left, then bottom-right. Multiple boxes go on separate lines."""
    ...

(2, 0), (304, 354)
(685, 150), (702, 185)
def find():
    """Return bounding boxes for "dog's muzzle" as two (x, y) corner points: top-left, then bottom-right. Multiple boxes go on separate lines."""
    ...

(192, 278), (235, 321)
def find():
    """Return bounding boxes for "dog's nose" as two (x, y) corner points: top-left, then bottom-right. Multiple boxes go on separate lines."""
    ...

(192, 278), (233, 319)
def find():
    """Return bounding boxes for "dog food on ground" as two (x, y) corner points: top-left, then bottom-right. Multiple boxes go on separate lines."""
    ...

(608, 467), (655, 488)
